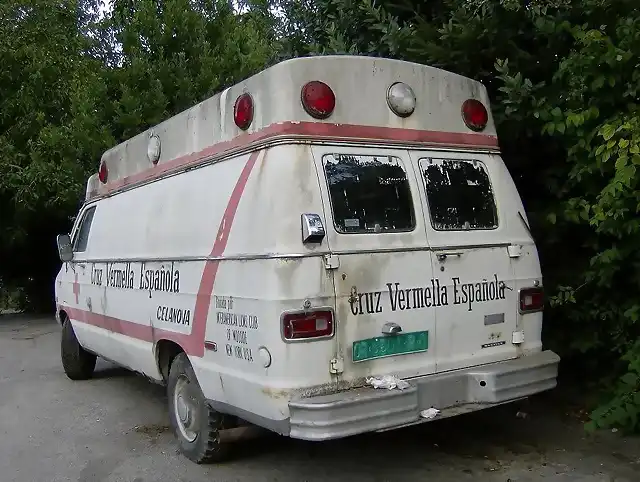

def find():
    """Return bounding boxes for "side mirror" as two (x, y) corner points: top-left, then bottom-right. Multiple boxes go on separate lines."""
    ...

(56, 234), (74, 262)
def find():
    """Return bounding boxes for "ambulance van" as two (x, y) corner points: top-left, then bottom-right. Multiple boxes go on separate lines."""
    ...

(54, 55), (560, 463)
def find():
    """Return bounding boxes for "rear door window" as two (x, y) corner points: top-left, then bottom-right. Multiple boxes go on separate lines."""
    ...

(322, 153), (415, 233)
(420, 158), (497, 231)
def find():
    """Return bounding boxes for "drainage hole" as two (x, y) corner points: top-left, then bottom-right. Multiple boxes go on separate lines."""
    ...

(479, 380), (487, 387)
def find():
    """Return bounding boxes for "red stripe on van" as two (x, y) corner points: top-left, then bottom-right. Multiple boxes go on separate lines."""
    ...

(62, 306), (154, 342)
(97, 122), (499, 197)
(185, 149), (261, 356)
(61, 150), (262, 357)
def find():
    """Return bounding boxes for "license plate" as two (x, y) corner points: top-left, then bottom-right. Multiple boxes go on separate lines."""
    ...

(352, 330), (429, 362)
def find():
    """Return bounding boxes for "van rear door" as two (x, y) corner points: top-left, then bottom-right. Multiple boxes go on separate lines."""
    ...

(408, 151), (519, 373)
(311, 146), (437, 385)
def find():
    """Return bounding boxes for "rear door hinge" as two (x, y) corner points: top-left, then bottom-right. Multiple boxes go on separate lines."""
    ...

(324, 254), (340, 270)
(330, 357), (344, 374)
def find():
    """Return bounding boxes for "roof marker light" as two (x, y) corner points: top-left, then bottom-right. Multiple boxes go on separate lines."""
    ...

(301, 81), (335, 119)
(98, 161), (108, 184)
(147, 133), (161, 165)
(234, 93), (254, 130)
(462, 99), (489, 132)
(387, 82), (416, 118)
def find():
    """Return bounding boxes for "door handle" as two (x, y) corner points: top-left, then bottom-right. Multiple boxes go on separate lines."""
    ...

(499, 281), (513, 291)
(436, 252), (463, 262)
(382, 322), (402, 335)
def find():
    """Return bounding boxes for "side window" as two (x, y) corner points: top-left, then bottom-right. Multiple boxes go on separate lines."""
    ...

(420, 158), (498, 231)
(322, 153), (415, 233)
(73, 206), (97, 253)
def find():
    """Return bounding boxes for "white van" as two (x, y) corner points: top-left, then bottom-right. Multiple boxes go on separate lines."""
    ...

(54, 55), (560, 463)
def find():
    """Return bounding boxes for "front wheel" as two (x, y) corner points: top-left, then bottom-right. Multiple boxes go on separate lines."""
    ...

(60, 317), (97, 380)
(167, 353), (230, 464)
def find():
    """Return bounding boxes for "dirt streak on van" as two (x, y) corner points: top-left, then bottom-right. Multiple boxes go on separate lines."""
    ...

(53, 55), (560, 464)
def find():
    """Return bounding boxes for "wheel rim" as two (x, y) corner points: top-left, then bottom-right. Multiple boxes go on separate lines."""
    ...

(173, 375), (199, 443)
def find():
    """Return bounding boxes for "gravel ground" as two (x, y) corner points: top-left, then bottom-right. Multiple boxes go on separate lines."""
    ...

(1, 314), (639, 482)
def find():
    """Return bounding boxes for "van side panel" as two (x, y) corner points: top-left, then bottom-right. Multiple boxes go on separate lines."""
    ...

(58, 152), (258, 382)
(190, 145), (335, 425)
(59, 145), (333, 426)
(68, 150), (253, 380)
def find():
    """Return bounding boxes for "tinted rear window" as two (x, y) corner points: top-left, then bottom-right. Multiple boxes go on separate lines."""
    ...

(322, 154), (415, 233)
(420, 158), (497, 231)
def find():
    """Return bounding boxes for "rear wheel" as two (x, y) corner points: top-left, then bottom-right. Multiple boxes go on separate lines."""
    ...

(167, 353), (229, 464)
(61, 317), (97, 380)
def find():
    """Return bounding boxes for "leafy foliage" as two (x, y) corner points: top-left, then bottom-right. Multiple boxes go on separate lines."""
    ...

(493, 1), (640, 431)
(0, 0), (109, 311)
(0, 0), (277, 310)
(274, 0), (640, 433)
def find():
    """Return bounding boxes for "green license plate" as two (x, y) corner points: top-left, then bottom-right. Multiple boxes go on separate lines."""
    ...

(352, 330), (429, 362)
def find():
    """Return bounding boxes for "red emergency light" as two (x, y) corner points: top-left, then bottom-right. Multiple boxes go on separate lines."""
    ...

(301, 81), (335, 119)
(234, 93), (254, 130)
(98, 161), (108, 184)
(462, 99), (489, 132)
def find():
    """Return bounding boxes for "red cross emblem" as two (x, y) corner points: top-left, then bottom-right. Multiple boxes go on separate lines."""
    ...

(73, 272), (80, 304)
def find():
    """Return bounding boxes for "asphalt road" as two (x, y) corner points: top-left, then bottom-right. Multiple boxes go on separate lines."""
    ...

(1, 315), (639, 482)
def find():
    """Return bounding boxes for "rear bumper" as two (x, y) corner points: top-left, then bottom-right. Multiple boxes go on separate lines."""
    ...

(288, 350), (560, 441)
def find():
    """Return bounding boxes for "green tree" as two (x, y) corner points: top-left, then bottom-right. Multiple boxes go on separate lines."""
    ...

(0, 0), (111, 311)
(495, 1), (640, 432)
(103, 0), (280, 140)
(0, 0), (277, 311)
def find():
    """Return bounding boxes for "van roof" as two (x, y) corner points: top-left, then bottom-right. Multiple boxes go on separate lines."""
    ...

(88, 55), (499, 200)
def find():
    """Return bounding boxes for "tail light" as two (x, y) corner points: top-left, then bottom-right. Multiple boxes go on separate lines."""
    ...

(519, 287), (544, 314)
(282, 309), (334, 341)
(301, 81), (335, 119)
(461, 99), (488, 131)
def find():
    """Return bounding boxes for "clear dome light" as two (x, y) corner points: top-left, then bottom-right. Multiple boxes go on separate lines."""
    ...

(387, 82), (416, 118)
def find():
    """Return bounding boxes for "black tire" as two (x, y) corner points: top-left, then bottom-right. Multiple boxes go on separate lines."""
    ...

(167, 353), (229, 464)
(61, 317), (97, 380)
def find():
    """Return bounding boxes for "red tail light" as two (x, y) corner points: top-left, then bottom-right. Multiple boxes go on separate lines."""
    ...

(301, 81), (335, 119)
(282, 309), (334, 341)
(519, 287), (544, 314)
(461, 99), (488, 131)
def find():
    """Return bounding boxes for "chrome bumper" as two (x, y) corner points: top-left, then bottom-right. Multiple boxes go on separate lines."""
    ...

(288, 350), (560, 441)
